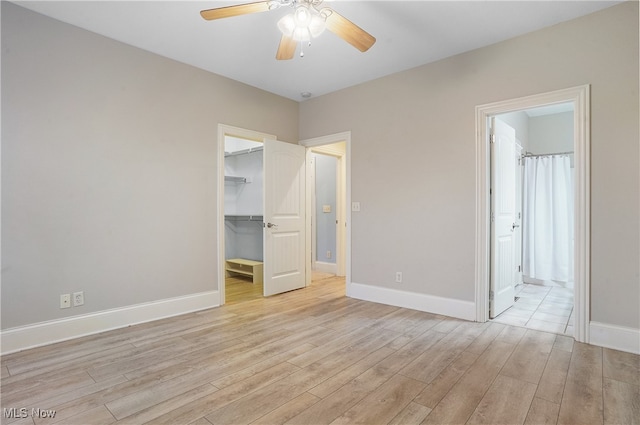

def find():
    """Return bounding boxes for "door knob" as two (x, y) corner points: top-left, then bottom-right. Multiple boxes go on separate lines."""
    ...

(511, 223), (520, 231)
(266, 222), (278, 228)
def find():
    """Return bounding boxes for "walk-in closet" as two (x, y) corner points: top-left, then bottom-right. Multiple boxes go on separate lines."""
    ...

(224, 136), (264, 303)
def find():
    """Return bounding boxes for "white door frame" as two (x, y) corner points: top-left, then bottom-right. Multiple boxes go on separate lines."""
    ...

(475, 85), (591, 343)
(217, 124), (275, 305)
(300, 132), (351, 290)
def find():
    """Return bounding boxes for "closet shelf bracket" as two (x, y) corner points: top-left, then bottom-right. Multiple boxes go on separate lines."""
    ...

(224, 175), (252, 183)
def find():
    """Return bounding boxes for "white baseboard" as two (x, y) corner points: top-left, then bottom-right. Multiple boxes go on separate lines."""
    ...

(1, 290), (220, 355)
(348, 282), (475, 321)
(6, 287), (636, 356)
(314, 261), (337, 275)
(589, 321), (640, 354)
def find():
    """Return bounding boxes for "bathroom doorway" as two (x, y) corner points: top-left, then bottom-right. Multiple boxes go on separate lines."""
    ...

(490, 105), (575, 336)
(475, 85), (591, 343)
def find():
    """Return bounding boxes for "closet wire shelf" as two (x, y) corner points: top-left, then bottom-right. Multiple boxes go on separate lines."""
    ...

(224, 215), (263, 223)
(224, 146), (264, 157)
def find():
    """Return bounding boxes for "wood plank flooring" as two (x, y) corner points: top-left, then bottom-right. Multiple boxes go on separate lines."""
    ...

(1, 275), (638, 425)
(225, 276), (263, 305)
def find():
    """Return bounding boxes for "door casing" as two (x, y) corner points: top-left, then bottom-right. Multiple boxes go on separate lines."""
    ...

(475, 85), (590, 343)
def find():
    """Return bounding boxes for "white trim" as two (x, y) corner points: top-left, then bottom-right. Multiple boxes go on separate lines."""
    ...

(217, 124), (276, 305)
(314, 261), (338, 275)
(475, 85), (591, 343)
(589, 322), (640, 355)
(309, 152), (318, 275)
(1, 291), (220, 355)
(350, 282), (476, 321)
(300, 132), (351, 149)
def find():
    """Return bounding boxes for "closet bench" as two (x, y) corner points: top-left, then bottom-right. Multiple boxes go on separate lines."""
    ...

(225, 258), (263, 284)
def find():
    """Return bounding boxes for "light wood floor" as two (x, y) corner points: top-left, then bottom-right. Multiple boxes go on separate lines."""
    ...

(225, 276), (264, 305)
(1, 276), (639, 425)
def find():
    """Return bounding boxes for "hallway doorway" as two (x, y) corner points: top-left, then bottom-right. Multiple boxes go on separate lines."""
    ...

(300, 131), (352, 292)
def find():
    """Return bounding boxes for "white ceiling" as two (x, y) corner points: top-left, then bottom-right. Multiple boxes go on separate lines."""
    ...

(14, 0), (621, 101)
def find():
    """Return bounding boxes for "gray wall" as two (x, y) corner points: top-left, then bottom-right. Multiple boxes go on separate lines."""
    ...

(299, 2), (639, 329)
(1, 3), (298, 329)
(2, 2), (638, 333)
(529, 112), (574, 155)
(224, 149), (264, 262)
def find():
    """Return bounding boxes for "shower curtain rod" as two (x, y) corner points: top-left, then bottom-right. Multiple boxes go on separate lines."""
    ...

(522, 151), (573, 158)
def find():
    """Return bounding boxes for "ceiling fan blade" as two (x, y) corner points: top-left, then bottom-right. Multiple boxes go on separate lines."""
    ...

(200, 1), (272, 21)
(276, 35), (297, 60)
(325, 10), (376, 52)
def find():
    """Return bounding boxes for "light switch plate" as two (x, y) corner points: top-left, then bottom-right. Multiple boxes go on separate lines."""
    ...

(352, 202), (361, 212)
(323, 205), (331, 213)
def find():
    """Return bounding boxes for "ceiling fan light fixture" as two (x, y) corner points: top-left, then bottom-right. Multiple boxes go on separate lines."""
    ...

(294, 4), (310, 25)
(200, 0), (376, 60)
(277, 14), (296, 36)
(277, 4), (325, 42)
(307, 14), (326, 38)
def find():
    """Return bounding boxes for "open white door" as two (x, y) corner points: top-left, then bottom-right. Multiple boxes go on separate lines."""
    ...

(263, 138), (307, 296)
(490, 117), (517, 318)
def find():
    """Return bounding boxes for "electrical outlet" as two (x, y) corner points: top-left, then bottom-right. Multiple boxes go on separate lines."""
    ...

(73, 291), (84, 307)
(395, 272), (403, 283)
(351, 202), (361, 212)
(60, 294), (71, 309)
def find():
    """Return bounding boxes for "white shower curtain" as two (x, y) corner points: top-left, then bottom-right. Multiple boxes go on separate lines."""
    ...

(522, 155), (574, 282)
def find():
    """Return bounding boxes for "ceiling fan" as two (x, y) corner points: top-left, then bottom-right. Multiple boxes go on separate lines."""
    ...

(200, 0), (376, 60)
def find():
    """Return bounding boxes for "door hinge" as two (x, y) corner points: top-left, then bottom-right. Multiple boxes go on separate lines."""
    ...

(517, 265), (521, 272)
(490, 134), (496, 144)
(489, 290), (495, 301)
(491, 211), (495, 222)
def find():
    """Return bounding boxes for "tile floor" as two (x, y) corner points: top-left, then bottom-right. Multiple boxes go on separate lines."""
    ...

(492, 281), (574, 336)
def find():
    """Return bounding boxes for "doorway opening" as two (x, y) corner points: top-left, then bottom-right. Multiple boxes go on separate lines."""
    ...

(218, 125), (273, 306)
(489, 105), (575, 336)
(308, 143), (346, 279)
(300, 132), (351, 293)
(475, 85), (591, 343)
(223, 136), (265, 305)
(217, 124), (311, 305)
